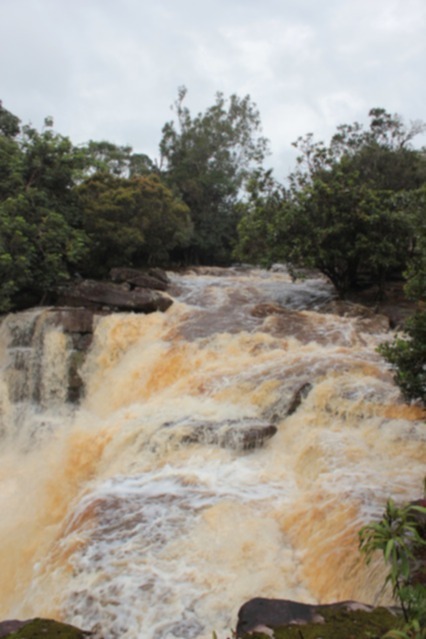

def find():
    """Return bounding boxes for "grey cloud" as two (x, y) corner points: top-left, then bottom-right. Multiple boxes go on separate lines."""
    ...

(1, 0), (425, 176)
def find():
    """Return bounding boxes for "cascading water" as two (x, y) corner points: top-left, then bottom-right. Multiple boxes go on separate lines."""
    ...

(0, 268), (424, 639)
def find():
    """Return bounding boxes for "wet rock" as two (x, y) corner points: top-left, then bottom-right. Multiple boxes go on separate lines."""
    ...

(58, 279), (173, 313)
(110, 267), (168, 291)
(286, 382), (313, 416)
(47, 308), (95, 402)
(0, 620), (28, 638)
(318, 300), (390, 333)
(0, 618), (93, 639)
(147, 267), (170, 285)
(262, 382), (314, 424)
(236, 597), (400, 637)
(50, 307), (94, 334)
(181, 419), (277, 450)
(269, 263), (288, 273)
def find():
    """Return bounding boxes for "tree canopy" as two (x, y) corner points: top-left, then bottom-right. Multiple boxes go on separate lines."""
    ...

(160, 87), (269, 263)
(1, 96), (426, 342)
(0, 110), (88, 310)
(235, 108), (426, 297)
(76, 172), (192, 277)
(0, 101), (191, 310)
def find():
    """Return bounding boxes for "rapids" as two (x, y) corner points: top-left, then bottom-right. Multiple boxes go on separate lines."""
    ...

(0, 267), (424, 639)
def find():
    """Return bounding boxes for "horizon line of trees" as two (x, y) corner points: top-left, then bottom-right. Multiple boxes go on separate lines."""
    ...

(1, 92), (425, 403)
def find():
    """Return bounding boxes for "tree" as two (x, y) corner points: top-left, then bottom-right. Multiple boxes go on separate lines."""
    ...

(0, 102), (23, 201)
(0, 110), (88, 310)
(0, 193), (87, 310)
(77, 172), (192, 276)
(235, 108), (426, 297)
(160, 87), (269, 264)
(77, 140), (159, 182)
(233, 168), (289, 266)
(0, 101), (20, 138)
(378, 185), (426, 406)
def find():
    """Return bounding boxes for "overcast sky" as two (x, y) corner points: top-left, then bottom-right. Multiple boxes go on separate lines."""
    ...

(1, 0), (425, 176)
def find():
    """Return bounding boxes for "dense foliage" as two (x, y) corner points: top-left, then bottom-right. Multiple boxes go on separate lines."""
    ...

(378, 185), (426, 405)
(359, 498), (426, 637)
(1, 96), (426, 410)
(0, 104), (88, 310)
(76, 172), (192, 277)
(0, 101), (192, 310)
(235, 108), (426, 298)
(0, 91), (270, 311)
(160, 87), (269, 264)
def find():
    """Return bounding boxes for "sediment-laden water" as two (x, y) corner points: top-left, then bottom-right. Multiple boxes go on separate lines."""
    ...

(0, 267), (424, 639)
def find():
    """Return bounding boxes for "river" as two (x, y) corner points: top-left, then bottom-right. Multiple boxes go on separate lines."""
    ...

(0, 267), (424, 639)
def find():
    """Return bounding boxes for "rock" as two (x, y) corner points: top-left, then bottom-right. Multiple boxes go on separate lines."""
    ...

(318, 300), (391, 333)
(236, 597), (400, 637)
(262, 383), (313, 424)
(148, 267), (170, 285)
(0, 618), (93, 639)
(109, 267), (168, 291)
(180, 419), (277, 451)
(269, 264), (288, 273)
(0, 621), (28, 638)
(58, 280), (173, 313)
(286, 383), (313, 416)
(47, 308), (95, 402)
(49, 307), (94, 334)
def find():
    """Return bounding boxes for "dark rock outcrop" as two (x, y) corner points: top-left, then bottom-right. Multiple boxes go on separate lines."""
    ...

(285, 383), (313, 416)
(317, 300), (390, 333)
(48, 307), (95, 402)
(236, 597), (400, 637)
(51, 307), (94, 334)
(58, 280), (173, 313)
(0, 620), (28, 638)
(109, 267), (169, 291)
(262, 383), (313, 424)
(179, 419), (278, 451)
(0, 618), (92, 639)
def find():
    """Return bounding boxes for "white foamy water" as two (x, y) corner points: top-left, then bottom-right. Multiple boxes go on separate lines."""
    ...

(0, 268), (424, 639)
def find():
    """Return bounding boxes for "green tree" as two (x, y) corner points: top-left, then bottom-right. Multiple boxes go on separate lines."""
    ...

(236, 109), (426, 297)
(233, 168), (289, 266)
(160, 87), (269, 264)
(378, 185), (426, 406)
(0, 109), (88, 311)
(0, 102), (23, 201)
(379, 312), (426, 405)
(77, 172), (192, 276)
(79, 140), (158, 180)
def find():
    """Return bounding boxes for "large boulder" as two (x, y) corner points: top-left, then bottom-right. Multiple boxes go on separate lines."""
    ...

(236, 597), (400, 638)
(58, 280), (173, 313)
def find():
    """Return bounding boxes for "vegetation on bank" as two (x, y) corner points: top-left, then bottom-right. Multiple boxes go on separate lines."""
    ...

(0, 94), (425, 403)
(359, 498), (426, 637)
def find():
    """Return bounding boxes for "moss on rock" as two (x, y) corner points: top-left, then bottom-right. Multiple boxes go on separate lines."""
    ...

(6, 619), (91, 639)
(247, 606), (402, 639)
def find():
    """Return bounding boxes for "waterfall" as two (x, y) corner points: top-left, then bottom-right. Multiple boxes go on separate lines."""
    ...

(0, 268), (424, 639)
